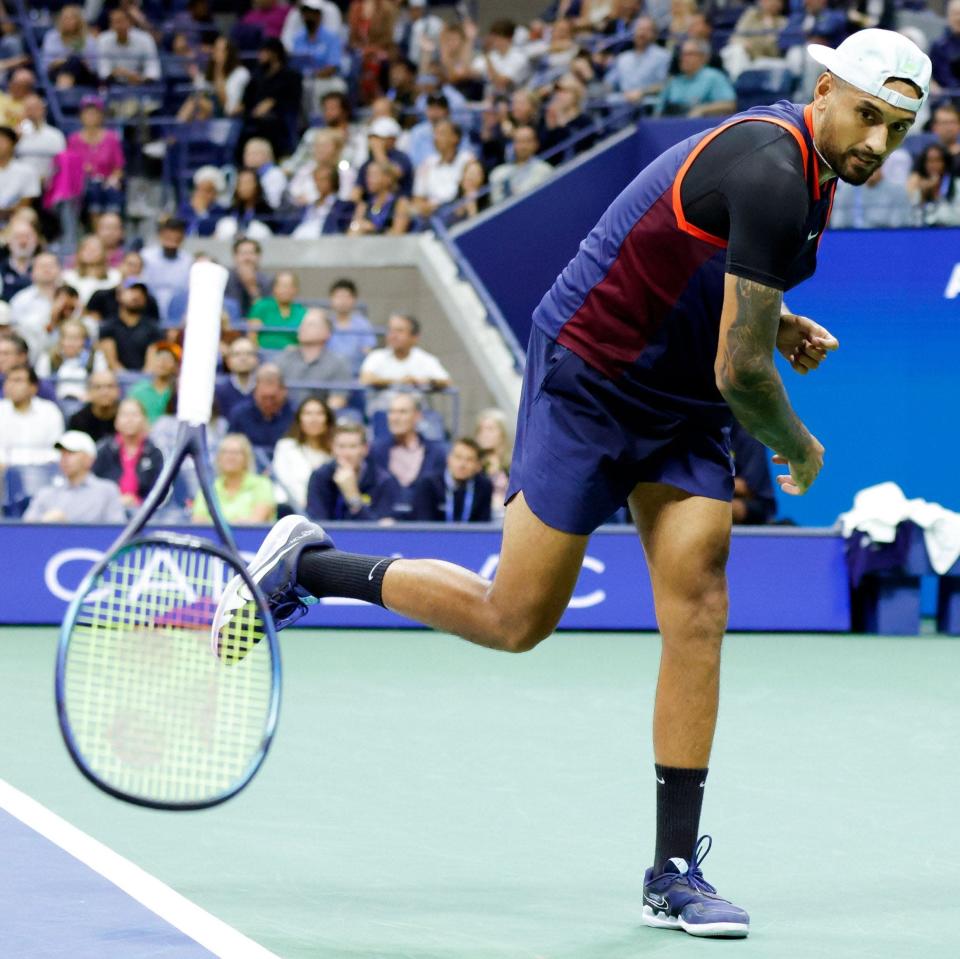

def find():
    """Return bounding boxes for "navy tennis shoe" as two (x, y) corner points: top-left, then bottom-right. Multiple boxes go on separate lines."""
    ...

(212, 516), (333, 657)
(642, 836), (749, 939)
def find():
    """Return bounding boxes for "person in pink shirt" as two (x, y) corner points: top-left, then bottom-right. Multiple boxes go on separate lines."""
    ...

(63, 94), (124, 215)
(241, 0), (293, 40)
(92, 397), (164, 510)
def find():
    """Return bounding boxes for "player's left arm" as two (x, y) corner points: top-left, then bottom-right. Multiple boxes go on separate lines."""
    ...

(777, 300), (839, 375)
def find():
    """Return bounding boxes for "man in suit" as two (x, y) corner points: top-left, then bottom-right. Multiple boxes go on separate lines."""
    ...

(413, 437), (492, 523)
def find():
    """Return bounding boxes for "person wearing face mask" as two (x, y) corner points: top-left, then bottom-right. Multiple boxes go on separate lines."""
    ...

(139, 216), (194, 323)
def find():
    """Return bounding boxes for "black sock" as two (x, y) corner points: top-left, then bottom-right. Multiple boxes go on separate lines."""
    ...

(296, 549), (396, 608)
(653, 764), (708, 873)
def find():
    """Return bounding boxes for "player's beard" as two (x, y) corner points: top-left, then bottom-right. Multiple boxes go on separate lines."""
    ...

(837, 150), (882, 185)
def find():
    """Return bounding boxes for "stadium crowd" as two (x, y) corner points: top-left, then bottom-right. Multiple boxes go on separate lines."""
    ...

(0, 0), (957, 525)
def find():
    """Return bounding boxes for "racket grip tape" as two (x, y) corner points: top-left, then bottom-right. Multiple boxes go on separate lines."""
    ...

(178, 261), (229, 425)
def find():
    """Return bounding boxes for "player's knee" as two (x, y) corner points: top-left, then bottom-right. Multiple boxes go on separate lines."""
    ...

(493, 610), (554, 653)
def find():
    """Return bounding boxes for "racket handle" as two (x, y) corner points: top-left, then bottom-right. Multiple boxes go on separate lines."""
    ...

(178, 261), (229, 425)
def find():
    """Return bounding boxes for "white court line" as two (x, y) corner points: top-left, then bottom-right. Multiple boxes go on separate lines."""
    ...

(0, 778), (282, 959)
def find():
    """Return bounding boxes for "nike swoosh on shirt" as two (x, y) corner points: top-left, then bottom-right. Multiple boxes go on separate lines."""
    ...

(807, 230), (819, 241)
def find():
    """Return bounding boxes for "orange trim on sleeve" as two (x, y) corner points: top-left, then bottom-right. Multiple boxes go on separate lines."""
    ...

(672, 116), (812, 246)
(803, 104), (823, 200)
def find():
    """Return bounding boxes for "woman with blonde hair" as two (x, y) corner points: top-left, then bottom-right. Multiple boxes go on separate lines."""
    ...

(192, 433), (277, 525)
(62, 234), (120, 307)
(272, 397), (335, 512)
(41, 4), (98, 87)
(474, 407), (512, 519)
(34, 318), (108, 405)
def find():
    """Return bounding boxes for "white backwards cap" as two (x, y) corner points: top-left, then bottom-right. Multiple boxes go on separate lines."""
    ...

(808, 28), (931, 114)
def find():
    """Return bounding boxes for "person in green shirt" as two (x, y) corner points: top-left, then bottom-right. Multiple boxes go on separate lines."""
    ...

(127, 342), (178, 423)
(247, 270), (307, 350)
(192, 432), (277, 525)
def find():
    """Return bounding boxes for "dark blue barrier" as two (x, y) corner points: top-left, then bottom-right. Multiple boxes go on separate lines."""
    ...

(0, 523), (849, 631)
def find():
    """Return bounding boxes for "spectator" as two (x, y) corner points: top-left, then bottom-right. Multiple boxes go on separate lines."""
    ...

(15, 95), (65, 187)
(225, 237), (272, 320)
(92, 397), (164, 509)
(192, 432), (277, 524)
(412, 437), (493, 522)
(93, 211), (125, 268)
(423, 23), (476, 100)
(97, 7), (161, 85)
(271, 395), (334, 510)
(326, 278), (376, 373)
(241, 38), (303, 159)
(830, 167), (912, 228)
(128, 342), (180, 422)
(347, 161), (412, 235)
(730, 421), (776, 525)
(399, 0), (444, 65)
(35, 319), (108, 404)
(292, 0), (346, 112)
(529, 18), (579, 75)
(539, 76), (596, 159)
(387, 57), (418, 114)
(215, 336), (259, 418)
(215, 168), (275, 240)
(243, 138), (288, 210)
(242, 0), (293, 40)
(0, 213), (41, 301)
(8, 252), (62, 362)
(489, 125), (554, 203)
(359, 313), (451, 406)
(0, 67), (34, 127)
(0, 331), (35, 395)
(140, 216), (193, 321)
(247, 270), (306, 350)
(604, 16), (670, 102)
(354, 117), (414, 200)
(310, 90), (368, 169)
(473, 19), (531, 94)
(0, 364), (64, 466)
(62, 235), (121, 307)
(62, 95), (125, 217)
(179, 36), (250, 121)
(66, 369), (121, 443)
(347, 0), (398, 103)
(306, 421), (399, 520)
(479, 88), (541, 168)
(656, 40), (736, 117)
(98, 281), (163, 371)
(23, 430), (126, 523)
(474, 407), (511, 519)
(0, 125), (39, 228)
(931, 0), (960, 93)
(274, 308), (351, 407)
(908, 143), (960, 226)
(167, 0), (220, 53)
(411, 120), (475, 217)
(42, 4), (99, 88)
(370, 390), (446, 518)
(85, 250), (159, 326)
(450, 159), (490, 221)
(178, 165), (228, 237)
(721, 0), (787, 81)
(0, 11), (29, 84)
(291, 164), (355, 237)
(226, 363), (294, 457)
(282, 0), (343, 50)
(931, 101), (960, 175)
(287, 128), (349, 206)
(781, 0), (849, 91)
(399, 92), (449, 169)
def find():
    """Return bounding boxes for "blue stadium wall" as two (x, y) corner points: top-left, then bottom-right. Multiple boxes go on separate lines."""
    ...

(453, 121), (960, 527)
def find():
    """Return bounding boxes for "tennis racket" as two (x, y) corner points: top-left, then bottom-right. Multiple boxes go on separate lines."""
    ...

(55, 262), (281, 811)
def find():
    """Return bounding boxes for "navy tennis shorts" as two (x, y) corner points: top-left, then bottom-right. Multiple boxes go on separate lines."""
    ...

(506, 325), (735, 535)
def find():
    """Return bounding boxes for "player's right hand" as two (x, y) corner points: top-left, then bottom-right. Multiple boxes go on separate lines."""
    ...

(772, 438), (824, 495)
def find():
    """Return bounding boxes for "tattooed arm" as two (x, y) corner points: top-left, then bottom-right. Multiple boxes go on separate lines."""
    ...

(715, 273), (824, 495)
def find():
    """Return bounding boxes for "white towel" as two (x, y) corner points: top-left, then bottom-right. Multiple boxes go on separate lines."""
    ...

(838, 482), (960, 575)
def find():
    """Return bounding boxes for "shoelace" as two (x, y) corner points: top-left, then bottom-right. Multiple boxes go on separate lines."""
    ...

(678, 835), (718, 895)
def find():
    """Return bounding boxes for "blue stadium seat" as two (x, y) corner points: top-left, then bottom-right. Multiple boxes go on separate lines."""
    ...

(734, 67), (796, 111)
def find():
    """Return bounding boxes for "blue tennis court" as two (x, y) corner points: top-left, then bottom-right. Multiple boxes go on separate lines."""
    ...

(3, 625), (958, 958)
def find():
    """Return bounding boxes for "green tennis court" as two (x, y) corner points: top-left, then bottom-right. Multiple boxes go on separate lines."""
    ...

(3, 626), (958, 958)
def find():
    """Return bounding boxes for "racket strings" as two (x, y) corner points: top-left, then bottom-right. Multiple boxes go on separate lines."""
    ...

(64, 542), (275, 805)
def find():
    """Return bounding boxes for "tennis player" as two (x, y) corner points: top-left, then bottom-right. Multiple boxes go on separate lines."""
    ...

(220, 30), (930, 939)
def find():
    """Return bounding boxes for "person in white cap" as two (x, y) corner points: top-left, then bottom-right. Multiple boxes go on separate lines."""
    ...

(222, 27), (930, 944)
(352, 115), (413, 202)
(22, 430), (127, 523)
